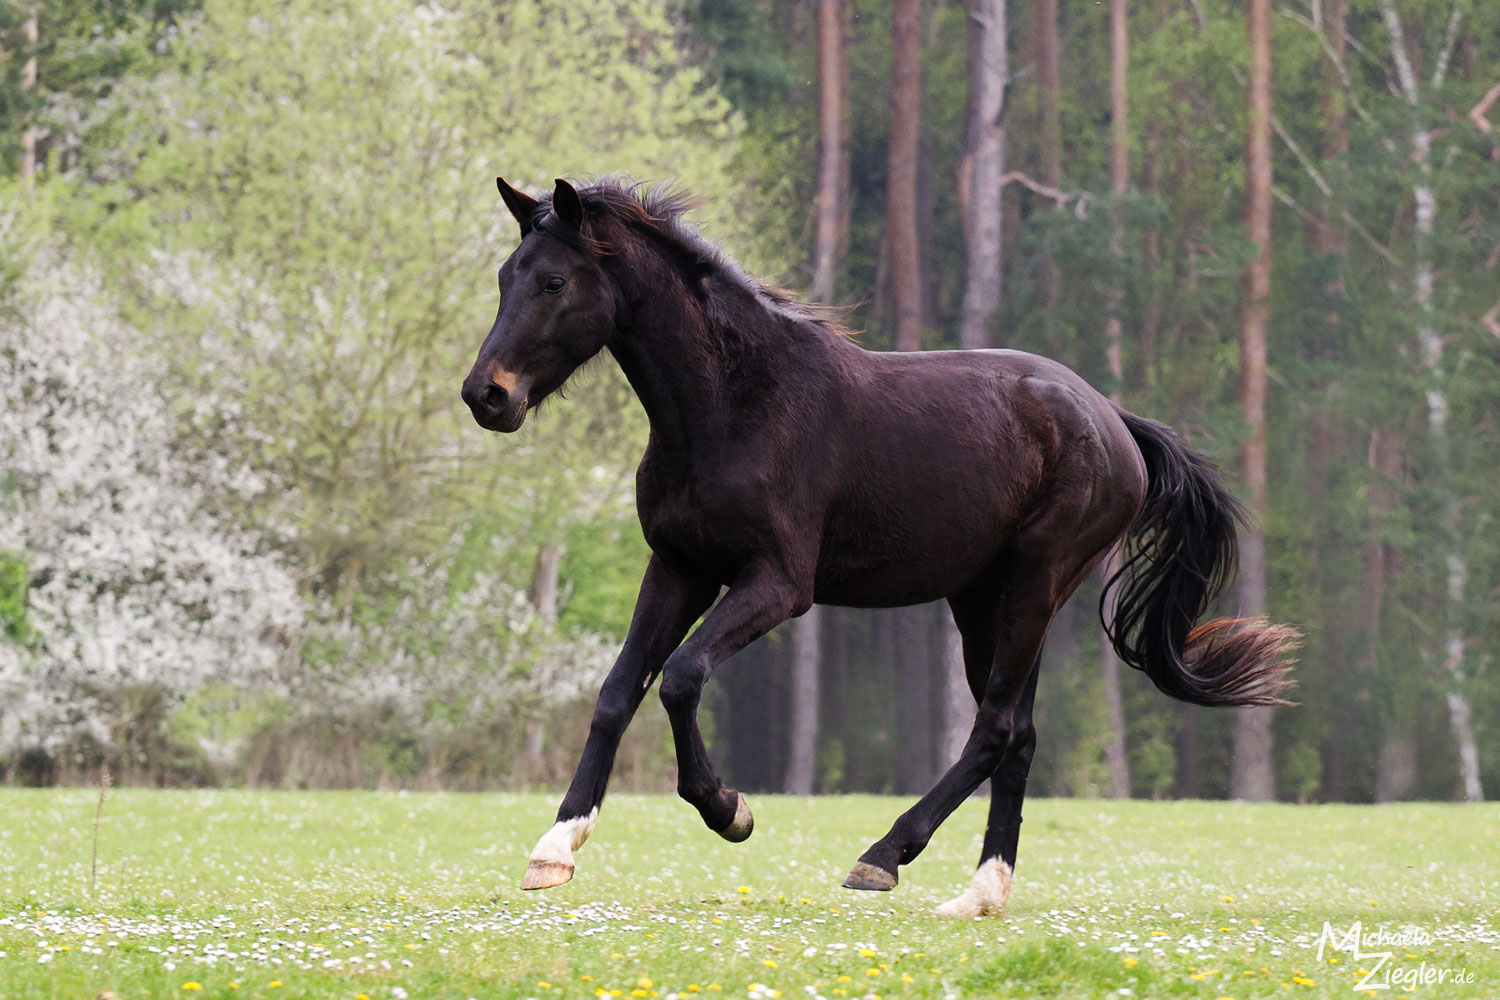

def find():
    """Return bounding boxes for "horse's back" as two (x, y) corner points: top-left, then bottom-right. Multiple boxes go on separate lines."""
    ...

(809, 344), (1144, 607)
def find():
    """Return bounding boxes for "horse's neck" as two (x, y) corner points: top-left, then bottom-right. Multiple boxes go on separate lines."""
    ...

(608, 275), (801, 459)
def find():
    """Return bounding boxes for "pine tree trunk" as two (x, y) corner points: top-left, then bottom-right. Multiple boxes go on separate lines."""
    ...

(785, 605), (822, 794)
(896, 606), (935, 793)
(525, 543), (562, 777)
(1307, 0), (1350, 800)
(1096, 0), (1132, 800)
(888, 0), (923, 353)
(787, 0), (849, 798)
(20, 8), (37, 186)
(812, 0), (847, 305)
(958, 0), (1007, 351)
(1230, 0), (1276, 802)
(1036, 0), (1063, 341)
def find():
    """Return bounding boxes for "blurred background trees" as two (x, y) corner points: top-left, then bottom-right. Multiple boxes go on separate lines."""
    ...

(1, 0), (1495, 802)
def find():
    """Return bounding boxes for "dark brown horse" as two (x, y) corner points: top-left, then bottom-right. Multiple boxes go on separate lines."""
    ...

(461, 177), (1297, 917)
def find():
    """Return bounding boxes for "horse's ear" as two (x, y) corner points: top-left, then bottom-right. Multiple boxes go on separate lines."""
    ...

(553, 178), (585, 230)
(497, 177), (539, 235)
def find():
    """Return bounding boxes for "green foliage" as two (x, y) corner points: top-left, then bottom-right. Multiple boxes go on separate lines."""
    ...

(0, 549), (28, 645)
(558, 516), (653, 640)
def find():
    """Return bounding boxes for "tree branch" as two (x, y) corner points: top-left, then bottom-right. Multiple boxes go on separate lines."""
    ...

(998, 170), (1090, 216)
(1275, 5), (1387, 138)
(1377, 0), (1419, 105)
(1431, 4), (1463, 92)
(1468, 80), (1500, 135)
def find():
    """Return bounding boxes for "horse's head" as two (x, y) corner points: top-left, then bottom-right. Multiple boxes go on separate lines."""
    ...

(462, 178), (617, 433)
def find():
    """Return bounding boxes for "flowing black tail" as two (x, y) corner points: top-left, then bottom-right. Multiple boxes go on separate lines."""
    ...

(1102, 409), (1299, 707)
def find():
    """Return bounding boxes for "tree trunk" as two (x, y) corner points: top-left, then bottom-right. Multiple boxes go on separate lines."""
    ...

(812, 0), (848, 304)
(1308, 0), (1350, 801)
(524, 542), (562, 778)
(1378, 0), (1483, 802)
(785, 606), (822, 794)
(20, 8), (38, 186)
(1231, 0), (1276, 802)
(788, 2), (848, 795)
(1036, 0), (1062, 340)
(938, 604), (972, 771)
(896, 606), (935, 793)
(1095, 0), (1132, 800)
(888, 0), (923, 352)
(531, 543), (561, 628)
(958, 0), (1007, 351)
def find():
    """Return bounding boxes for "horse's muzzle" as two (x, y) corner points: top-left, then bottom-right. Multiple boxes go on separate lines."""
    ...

(461, 377), (526, 433)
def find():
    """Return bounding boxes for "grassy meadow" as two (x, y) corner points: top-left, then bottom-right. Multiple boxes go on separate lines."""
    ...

(0, 791), (1495, 999)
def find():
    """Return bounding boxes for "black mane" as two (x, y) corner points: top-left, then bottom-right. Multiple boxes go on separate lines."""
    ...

(530, 177), (851, 338)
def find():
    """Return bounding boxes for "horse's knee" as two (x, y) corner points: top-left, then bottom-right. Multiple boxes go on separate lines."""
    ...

(589, 685), (635, 735)
(659, 654), (707, 715)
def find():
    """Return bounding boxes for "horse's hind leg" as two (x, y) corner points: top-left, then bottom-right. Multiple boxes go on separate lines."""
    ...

(933, 661), (1039, 917)
(842, 575), (1052, 896)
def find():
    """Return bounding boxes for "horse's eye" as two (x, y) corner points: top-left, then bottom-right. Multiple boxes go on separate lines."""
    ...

(543, 276), (565, 294)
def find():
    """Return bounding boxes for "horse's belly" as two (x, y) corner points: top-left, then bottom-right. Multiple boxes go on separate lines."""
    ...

(810, 506), (1016, 608)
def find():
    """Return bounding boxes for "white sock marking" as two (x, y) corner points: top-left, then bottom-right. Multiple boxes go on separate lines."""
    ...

(933, 857), (1013, 918)
(528, 808), (598, 867)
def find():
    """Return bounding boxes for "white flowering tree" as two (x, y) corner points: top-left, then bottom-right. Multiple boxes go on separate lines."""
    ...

(0, 227), (304, 760)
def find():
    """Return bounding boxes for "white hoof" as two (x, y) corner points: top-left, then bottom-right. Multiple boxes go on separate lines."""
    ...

(522, 809), (597, 889)
(934, 857), (1012, 918)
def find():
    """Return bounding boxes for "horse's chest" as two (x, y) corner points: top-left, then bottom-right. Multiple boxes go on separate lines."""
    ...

(638, 469), (782, 581)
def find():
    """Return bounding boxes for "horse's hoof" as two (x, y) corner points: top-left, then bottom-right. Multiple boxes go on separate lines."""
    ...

(933, 892), (986, 918)
(841, 861), (897, 891)
(717, 792), (754, 843)
(933, 858), (1012, 917)
(521, 859), (574, 890)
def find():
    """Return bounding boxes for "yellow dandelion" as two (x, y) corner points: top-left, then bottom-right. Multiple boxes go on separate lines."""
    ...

(228, 984), (238, 991)
(836, 976), (852, 983)
(1222, 896), (1235, 902)
(738, 886), (750, 894)
(686, 988), (700, 994)
(762, 960), (778, 968)
(538, 983), (552, 990)
(356, 995), (370, 1000)
(638, 980), (653, 990)
(631, 991), (648, 998)
(181, 985), (203, 993)
(1124, 957), (1139, 968)
(1292, 977), (1315, 986)
(899, 975), (914, 983)
(858, 949), (876, 958)
(268, 983), (283, 990)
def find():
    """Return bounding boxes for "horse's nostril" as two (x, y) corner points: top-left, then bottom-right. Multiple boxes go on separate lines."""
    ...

(481, 383), (509, 412)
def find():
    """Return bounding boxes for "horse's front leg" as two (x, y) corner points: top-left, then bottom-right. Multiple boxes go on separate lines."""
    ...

(659, 563), (806, 838)
(522, 556), (716, 890)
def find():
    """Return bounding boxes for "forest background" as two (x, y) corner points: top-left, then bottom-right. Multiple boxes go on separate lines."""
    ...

(1, 0), (1496, 805)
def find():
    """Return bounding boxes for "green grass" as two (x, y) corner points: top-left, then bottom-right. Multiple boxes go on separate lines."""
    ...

(0, 791), (1496, 999)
